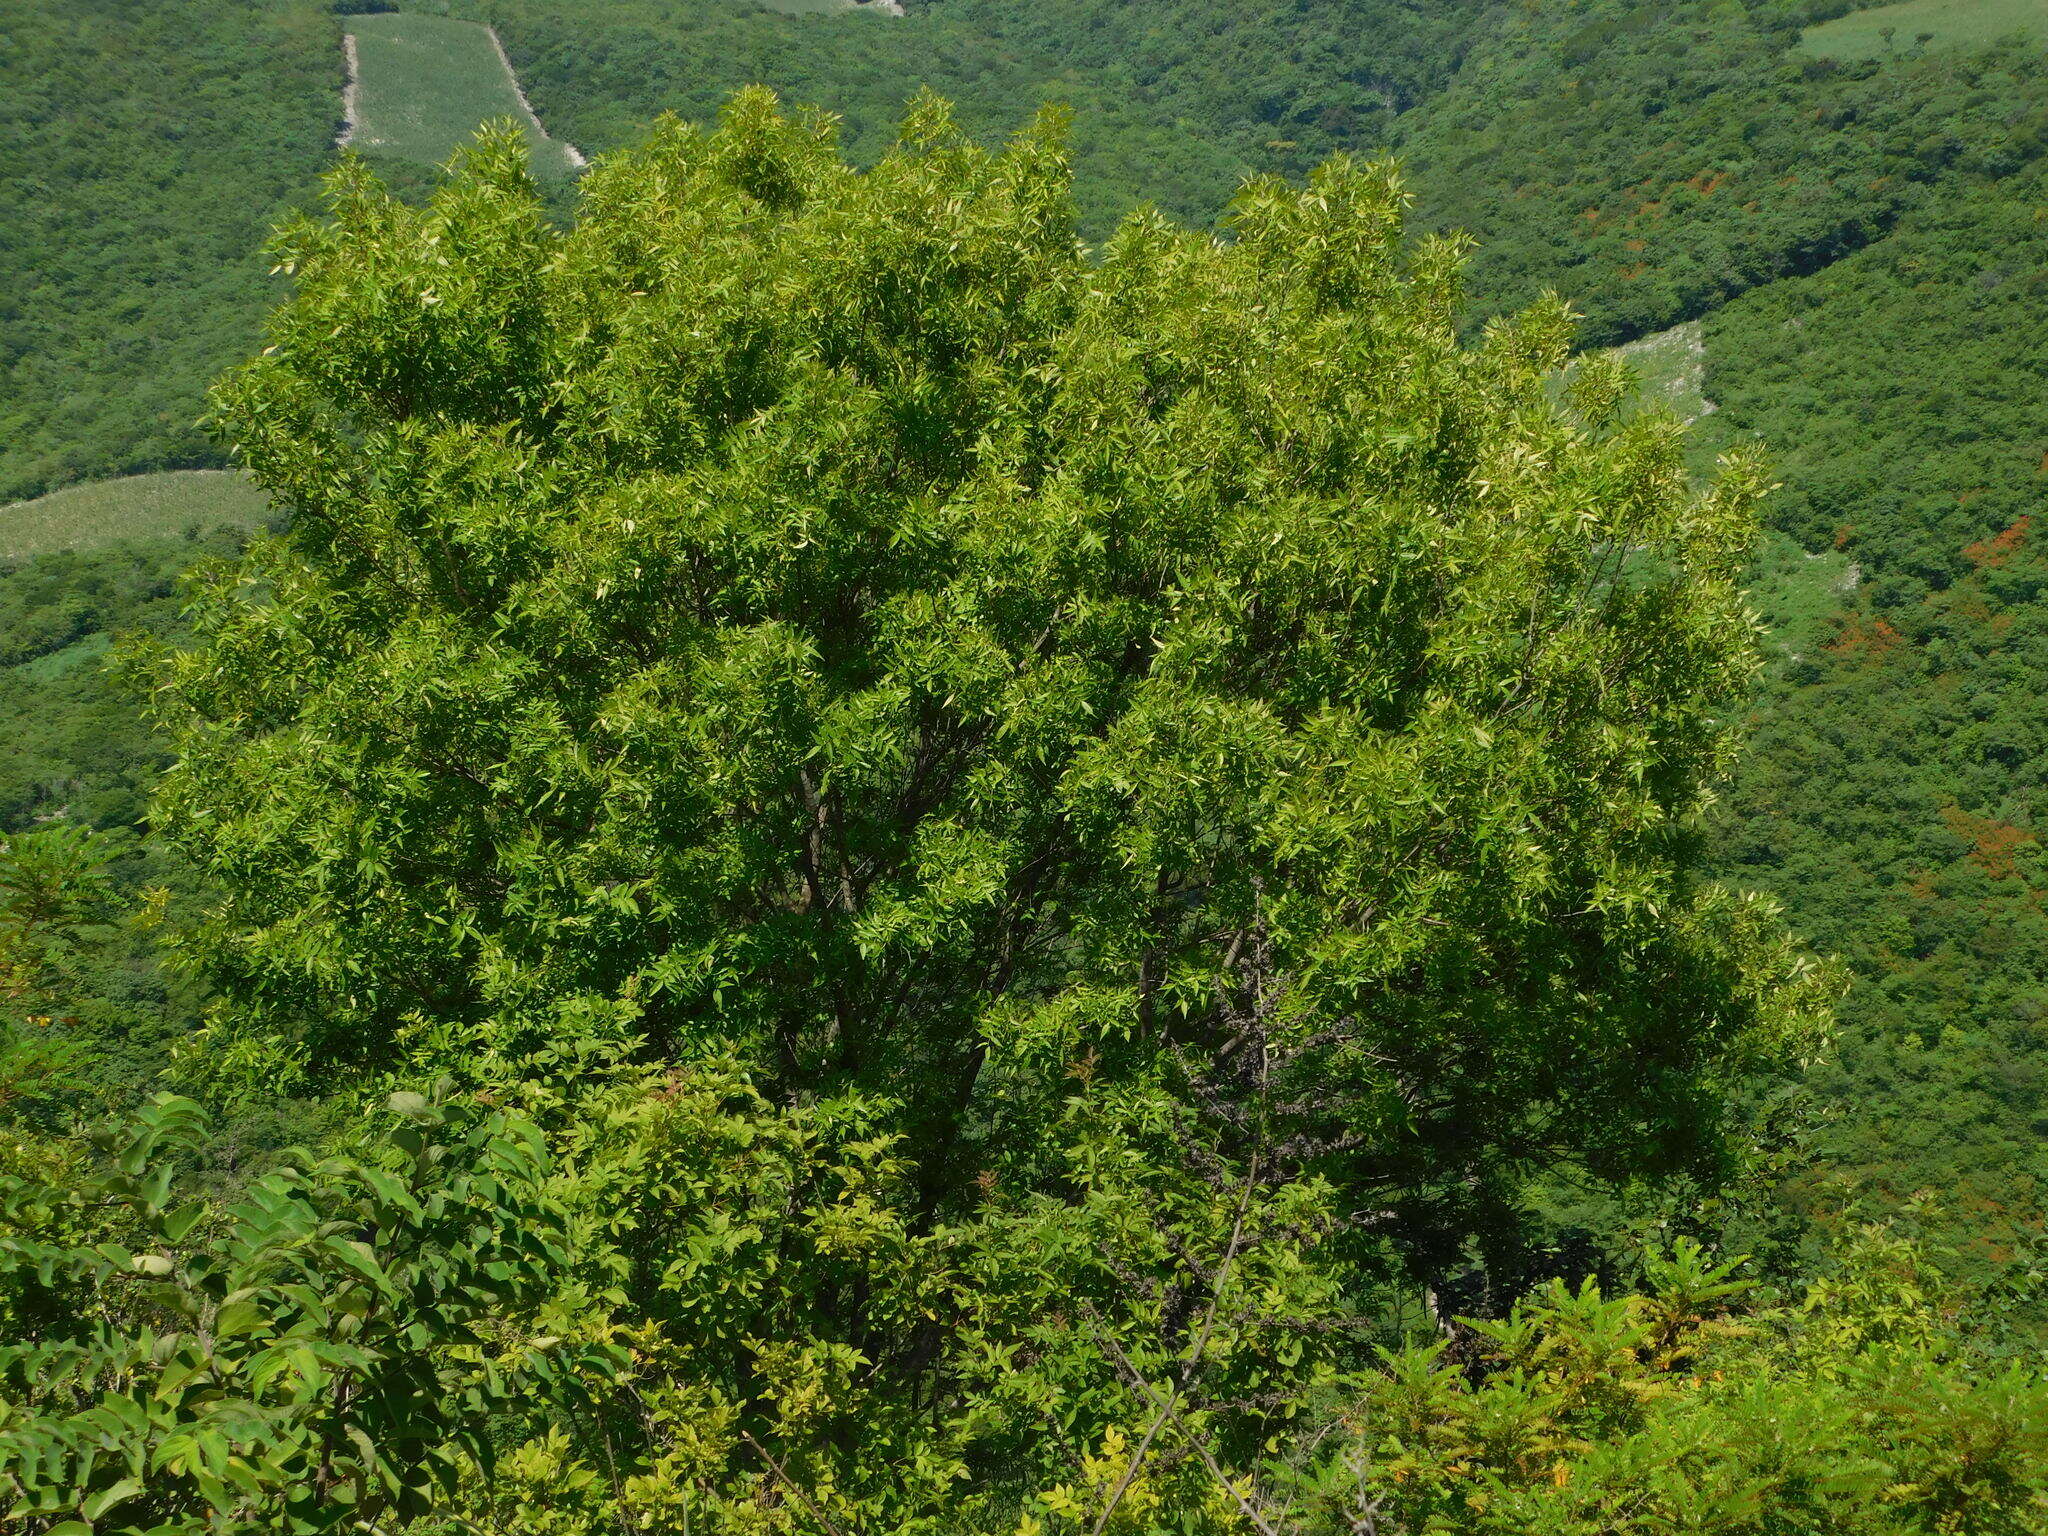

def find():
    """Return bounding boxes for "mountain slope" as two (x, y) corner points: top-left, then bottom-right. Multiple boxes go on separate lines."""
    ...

(0, 0), (337, 501)
(1704, 162), (2048, 1272)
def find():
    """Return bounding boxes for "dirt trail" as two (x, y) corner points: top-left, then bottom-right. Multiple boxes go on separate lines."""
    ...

(486, 25), (587, 170)
(337, 31), (362, 148)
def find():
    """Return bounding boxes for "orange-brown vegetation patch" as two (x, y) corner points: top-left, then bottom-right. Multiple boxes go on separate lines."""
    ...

(1946, 588), (1994, 624)
(1964, 514), (2032, 569)
(1827, 615), (1905, 660)
(1941, 804), (2036, 880)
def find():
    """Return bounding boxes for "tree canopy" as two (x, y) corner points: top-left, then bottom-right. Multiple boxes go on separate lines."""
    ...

(21, 92), (1858, 1527)
(156, 89), (1826, 1256)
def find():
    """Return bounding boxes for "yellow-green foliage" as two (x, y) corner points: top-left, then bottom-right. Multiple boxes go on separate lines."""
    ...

(345, 12), (580, 175)
(0, 472), (270, 559)
(1800, 0), (2048, 60)
(1276, 1235), (2048, 1534)
(124, 91), (1846, 1531)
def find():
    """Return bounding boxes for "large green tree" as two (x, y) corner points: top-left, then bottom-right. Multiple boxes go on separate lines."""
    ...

(155, 87), (1827, 1268)
(138, 93), (1832, 1519)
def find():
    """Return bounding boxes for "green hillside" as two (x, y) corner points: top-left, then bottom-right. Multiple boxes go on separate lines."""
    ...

(0, 0), (335, 502)
(462, 0), (1489, 233)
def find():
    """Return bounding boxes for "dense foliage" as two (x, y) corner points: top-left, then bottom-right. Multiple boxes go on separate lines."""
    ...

(7, 0), (2048, 1525)
(0, 535), (248, 832)
(0, 0), (336, 500)
(461, 0), (2048, 345)
(161, 97), (1827, 1240)
(0, 539), (234, 1145)
(1704, 160), (2048, 1275)
(462, 0), (2048, 1301)
(27, 100), (1854, 1528)
(0, 1089), (601, 1533)
(0, 530), (342, 1188)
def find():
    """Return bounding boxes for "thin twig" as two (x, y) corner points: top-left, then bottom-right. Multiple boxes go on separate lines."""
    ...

(741, 1431), (850, 1536)
(1092, 1326), (1281, 1536)
(1086, 1156), (1259, 1535)
(1083, 1368), (1183, 1536)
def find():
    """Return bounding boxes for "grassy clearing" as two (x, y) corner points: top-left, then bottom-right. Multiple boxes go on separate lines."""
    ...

(1747, 532), (1859, 663)
(0, 471), (271, 559)
(1612, 320), (1714, 424)
(344, 12), (581, 175)
(1598, 329), (1851, 658)
(746, 0), (904, 16)
(1799, 0), (2048, 60)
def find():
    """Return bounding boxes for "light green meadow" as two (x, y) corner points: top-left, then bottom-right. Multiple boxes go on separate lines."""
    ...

(1612, 319), (1715, 425)
(1800, 0), (2048, 60)
(0, 471), (272, 559)
(344, 12), (582, 175)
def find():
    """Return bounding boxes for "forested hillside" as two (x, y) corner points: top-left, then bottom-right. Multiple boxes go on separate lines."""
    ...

(4, 1), (2048, 1527)
(1395, 12), (2048, 342)
(1706, 159), (2048, 1275)
(0, 0), (336, 501)
(454, 0), (1494, 232)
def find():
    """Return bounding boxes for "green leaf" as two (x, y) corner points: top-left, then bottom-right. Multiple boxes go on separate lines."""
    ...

(83, 1477), (143, 1520)
(161, 1202), (206, 1243)
(387, 1091), (433, 1123)
(213, 1299), (266, 1339)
